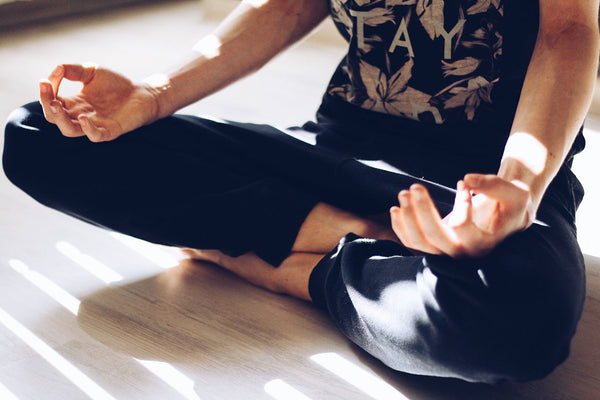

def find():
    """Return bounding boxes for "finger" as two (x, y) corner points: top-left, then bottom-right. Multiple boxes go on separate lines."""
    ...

(61, 63), (97, 84)
(396, 191), (416, 248)
(447, 180), (473, 227)
(47, 65), (65, 97)
(390, 206), (409, 245)
(410, 184), (462, 256)
(398, 188), (442, 254)
(39, 80), (57, 121)
(78, 115), (109, 142)
(464, 174), (524, 201)
(390, 204), (429, 254)
(49, 100), (84, 137)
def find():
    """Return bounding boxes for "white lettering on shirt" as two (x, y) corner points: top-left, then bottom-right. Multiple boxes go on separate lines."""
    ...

(349, 10), (381, 50)
(388, 17), (415, 57)
(348, 8), (466, 60)
(433, 19), (466, 59)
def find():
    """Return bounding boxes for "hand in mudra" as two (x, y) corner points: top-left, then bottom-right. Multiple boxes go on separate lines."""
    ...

(39, 64), (160, 142)
(390, 174), (537, 258)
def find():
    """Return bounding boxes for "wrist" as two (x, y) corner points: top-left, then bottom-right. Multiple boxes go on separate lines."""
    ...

(497, 161), (545, 218)
(498, 132), (554, 208)
(141, 73), (175, 121)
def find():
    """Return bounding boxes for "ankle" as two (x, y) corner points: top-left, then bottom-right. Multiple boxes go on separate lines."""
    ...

(359, 219), (397, 242)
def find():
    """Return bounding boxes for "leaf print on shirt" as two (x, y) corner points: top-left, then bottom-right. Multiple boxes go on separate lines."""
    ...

(387, 0), (417, 5)
(330, 0), (352, 38)
(358, 57), (434, 118)
(360, 58), (412, 101)
(467, 0), (503, 16)
(355, 0), (384, 6)
(462, 27), (503, 62)
(441, 76), (496, 120)
(329, 82), (355, 103)
(360, 34), (385, 54)
(416, 0), (445, 40)
(433, 2), (503, 120)
(492, 0), (503, 14)
(460, 21), (503, 69)
(441, 57), (481, 78)
(326, 0), (505, 123)
(362, 7), (396, 27)
(467, 0), (490, 15)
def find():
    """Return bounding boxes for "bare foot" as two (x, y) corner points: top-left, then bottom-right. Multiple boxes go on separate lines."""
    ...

(180, 248), (320, 301)
(180, 248), (225, 265)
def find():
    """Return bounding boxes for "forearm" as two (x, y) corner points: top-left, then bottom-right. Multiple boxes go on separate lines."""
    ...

(146, 0), (329, 119)
(499, 22), (599, 208)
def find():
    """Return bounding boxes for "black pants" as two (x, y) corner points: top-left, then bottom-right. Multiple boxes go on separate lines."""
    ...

(3, 102), (587, 383)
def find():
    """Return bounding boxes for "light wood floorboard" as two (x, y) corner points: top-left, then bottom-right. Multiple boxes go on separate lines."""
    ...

(0, 1), (598, 399)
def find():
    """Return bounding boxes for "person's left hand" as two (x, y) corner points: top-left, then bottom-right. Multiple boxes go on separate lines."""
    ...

(390, 174), (537, 258)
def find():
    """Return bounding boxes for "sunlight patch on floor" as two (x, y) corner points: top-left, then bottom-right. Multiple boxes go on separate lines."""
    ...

(136, 360), (202, 400)
(9, 259), (80, 315)
(56, 241), (123, 284)
(264, 379), (313, 400)
(7, 246), (201, 400)
(109, 232), (183, 269)
(310, 353), (411, 400)
(0, 306), (117, 400)
(0, 381), (20, 400)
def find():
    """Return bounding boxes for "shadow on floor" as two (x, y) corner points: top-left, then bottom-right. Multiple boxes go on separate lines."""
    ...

(75, 256), (600, 400)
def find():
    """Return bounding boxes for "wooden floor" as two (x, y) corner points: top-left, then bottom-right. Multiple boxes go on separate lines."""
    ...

(0, 1), (599, 399)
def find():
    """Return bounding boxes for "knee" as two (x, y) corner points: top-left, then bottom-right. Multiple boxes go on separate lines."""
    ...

(475, 333), (573, 383)
(426, 283), (580, 383)
(3, 102), (55, 189)
(450, 300), (579, 383)
(464, 243), (584, 382)
(379, 320), (571, 383)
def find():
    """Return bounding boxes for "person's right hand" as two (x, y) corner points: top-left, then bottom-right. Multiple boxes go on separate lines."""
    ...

(390, 174), (537, 259)
(39, 64), (160, 142)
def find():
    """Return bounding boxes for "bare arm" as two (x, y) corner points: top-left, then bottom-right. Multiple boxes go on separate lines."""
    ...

(148, 0), (330, 119)
(39, 0), (329, 141)
(499, 0), (600, 208)
(391, 0), (600, 258)
(186, 3), (600, 299)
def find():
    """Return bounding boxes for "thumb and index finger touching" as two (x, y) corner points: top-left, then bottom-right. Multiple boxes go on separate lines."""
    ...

(40, 63), (97, 98)
(38, 63), (98, 137)
(60, 63), (98, 85)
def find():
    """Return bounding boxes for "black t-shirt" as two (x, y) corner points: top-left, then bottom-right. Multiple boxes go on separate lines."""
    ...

(312, 1), (554, 184)
(323, 0), (540, 125)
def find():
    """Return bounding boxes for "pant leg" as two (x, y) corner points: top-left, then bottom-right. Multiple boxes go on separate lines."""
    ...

(309, 175), (586, 383)
(3, 102), (318, 266)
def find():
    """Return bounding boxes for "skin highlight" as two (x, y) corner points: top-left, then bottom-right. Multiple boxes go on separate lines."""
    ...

(38, 0), (600, 300)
